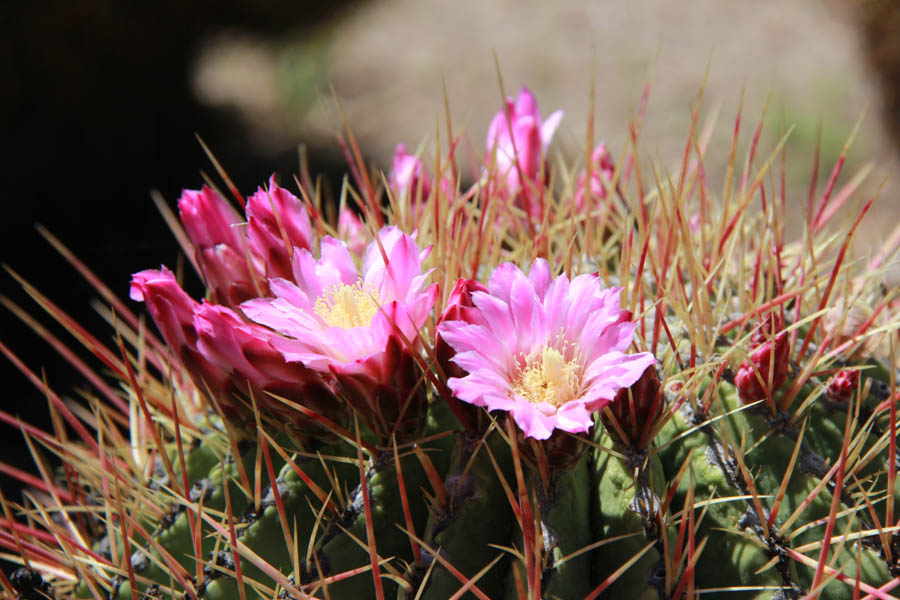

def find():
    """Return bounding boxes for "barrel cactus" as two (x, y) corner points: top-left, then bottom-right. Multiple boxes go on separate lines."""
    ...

(3, 83), (900, 600)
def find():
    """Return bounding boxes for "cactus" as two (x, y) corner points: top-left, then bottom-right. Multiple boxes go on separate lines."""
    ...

(3, 81), (900, 600)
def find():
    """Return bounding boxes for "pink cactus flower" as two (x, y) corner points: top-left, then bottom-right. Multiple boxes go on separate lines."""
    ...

(178, 186), (262, 307)
(245, 176), (313, 280)
(337, 207), (368, 256)
(486, 87), (563, 220)
(390, 144), (433, 204)
(241, 226), (438, 381)
(573, 143), (616, 212)
(437, 259), (655, 440)
(129, 268), (233, 410)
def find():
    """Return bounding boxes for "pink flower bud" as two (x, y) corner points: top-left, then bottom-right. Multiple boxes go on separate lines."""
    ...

(245, 176), (313, 280)
(436, 279), (488, 375)
(573, 143), (615, 212)
(736, 329), (790, 404)
(337, 207), (367, 256)
(485, 87), (563, 220)
(129, 268), (233, 411)
(390, 144), (432, 204)
(193, 303), (339, 426)
(604, 364), (662, 449)
(826, 369), (860, 404)
(178, 186), (261, 307)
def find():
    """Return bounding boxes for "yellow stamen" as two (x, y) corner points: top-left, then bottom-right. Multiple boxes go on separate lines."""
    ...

(313, 282), (379, 328)
(512, 346), (581, 407)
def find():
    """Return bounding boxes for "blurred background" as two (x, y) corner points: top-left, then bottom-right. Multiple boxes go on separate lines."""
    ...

(2, 0), (899, 573)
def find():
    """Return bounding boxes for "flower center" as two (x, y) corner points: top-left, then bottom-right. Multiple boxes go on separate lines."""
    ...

(512, 345), (581, 407)
(313, 282), (379, 328)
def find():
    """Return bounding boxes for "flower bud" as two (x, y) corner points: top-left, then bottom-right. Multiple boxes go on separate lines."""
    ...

(602, 364), (661, 449)
(390, 144), (432, 205)
(736, 329), (790, 404)
(245, 176), (313, 280)
(178, 186), (261, 307)
(826, 369), (860, 404)
(485, 87), (563, 220)
(129, 268), (234, 411)
(337, 207), (367, 256)
(435, 279), (488, 380)
(193, 302), (339, 428)
(573, 143), (615, 212)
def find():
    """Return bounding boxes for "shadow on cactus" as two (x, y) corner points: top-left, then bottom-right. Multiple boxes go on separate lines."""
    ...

(2, 78), (900, 600)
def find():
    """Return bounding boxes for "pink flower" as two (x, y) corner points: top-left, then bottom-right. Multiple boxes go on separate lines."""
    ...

(573, 143), (615, 212)
(241, 226), (438, 436)
(485, 87), (563, 219)
(245, 176), (313, 280)
(337, 207), (368, 256)
(178, 186), (262, 307)
(129, 268), (233, 410)
(242, 226), (437, 380)
(390, 144), (432, 204)
(437, 259), (655, 440)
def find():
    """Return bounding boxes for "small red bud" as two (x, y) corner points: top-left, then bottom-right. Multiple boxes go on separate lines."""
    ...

(826, 369), (860, 403)
(736, 329), (790, 404)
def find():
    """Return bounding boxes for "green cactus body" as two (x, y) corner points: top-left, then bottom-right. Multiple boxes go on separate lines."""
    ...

(592, 431), (666, 600)
(404, 430), (514, 600)
(529, 452), (593, 600)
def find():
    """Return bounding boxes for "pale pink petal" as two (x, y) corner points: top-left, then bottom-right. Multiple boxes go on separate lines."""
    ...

(486, 262), (522, 304)
(319, 237), (358, 285)
(540, 110), (564, 149)
(528, 258), (552, 300)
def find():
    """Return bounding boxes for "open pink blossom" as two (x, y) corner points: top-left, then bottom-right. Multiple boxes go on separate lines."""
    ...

(241, 226), (437, 435)
(437, 259), (655, 440)
(241, 226), (437, 380)
(485, 87), (563, 219)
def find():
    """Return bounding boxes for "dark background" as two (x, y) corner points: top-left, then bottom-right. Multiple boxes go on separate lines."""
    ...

(0, 2), (356, 572)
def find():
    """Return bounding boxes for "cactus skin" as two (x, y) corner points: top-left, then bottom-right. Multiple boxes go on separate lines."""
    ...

(592, 431), (666, 600)
(534, 453), (593, 600)
(405, 431), (515, 600)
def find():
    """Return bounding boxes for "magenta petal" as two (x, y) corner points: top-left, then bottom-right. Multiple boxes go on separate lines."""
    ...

(514, 87), (539, 119)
